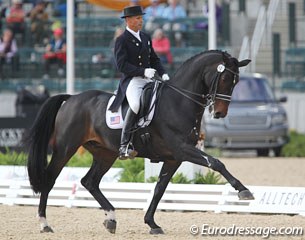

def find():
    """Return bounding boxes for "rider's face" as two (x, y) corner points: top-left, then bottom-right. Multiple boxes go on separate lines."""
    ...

(126, 15), (143, 32)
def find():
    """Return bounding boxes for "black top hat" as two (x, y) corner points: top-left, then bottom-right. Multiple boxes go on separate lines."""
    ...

(121, 6), (145, 18)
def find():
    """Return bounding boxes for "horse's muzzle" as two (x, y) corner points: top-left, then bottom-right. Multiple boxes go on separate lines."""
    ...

(213, 111), (226, 119)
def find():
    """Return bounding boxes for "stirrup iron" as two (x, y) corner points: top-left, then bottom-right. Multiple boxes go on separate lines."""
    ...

(119, 142), (138, 160)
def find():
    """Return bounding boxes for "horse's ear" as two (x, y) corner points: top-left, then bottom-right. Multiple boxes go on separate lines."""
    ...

(238, 59), (251, 67)
(222, 52), (230, 64)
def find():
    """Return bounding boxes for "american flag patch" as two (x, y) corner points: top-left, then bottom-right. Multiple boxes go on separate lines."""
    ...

(110, 116), (120, 125)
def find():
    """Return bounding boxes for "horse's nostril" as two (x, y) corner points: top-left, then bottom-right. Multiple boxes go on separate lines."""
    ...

(214, 111), (227, 118)
(214, 112), (221, 119)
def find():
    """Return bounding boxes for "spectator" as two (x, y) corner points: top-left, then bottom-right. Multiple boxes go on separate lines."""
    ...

(0, 1), (5, 31)
(152, 28), (172, 65)
(144, 0), (166, 32)
(22, 0), (39, 6)
(144, 0), (165, 21)
(5, 0), (26, 41)
(53, 0), (79, 17)
(0, 28), (19, 79)
(29, 0), (49, 47)
(162, 0), (187, 47)
(162, 0), (187, 21)
(53, 0), (66, 17)
(42, 28), (66, 79)
(51, 19), (63, 32)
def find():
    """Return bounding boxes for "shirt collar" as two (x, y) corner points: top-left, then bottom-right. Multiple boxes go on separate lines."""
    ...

(126, 26), (141, 42)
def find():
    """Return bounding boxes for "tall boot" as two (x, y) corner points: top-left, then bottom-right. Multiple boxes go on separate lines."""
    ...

(118, 108), (138, 160)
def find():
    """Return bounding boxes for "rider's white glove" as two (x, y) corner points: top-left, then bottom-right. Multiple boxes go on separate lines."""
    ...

(144, 68), (156, 79)
(162, 73), (170, 81)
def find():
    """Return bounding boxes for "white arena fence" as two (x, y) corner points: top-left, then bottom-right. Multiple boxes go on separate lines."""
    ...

(1, 179), (305, 216)
(0, 166), (304, 215)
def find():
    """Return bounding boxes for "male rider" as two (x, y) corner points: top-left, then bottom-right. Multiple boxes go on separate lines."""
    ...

(108, 5), (170, 159)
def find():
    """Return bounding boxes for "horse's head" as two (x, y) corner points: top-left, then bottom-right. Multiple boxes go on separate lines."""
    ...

(208, 52), (251, 119)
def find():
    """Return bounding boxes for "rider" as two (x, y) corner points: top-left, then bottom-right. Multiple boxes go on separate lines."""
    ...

(108, 5), (170, 160)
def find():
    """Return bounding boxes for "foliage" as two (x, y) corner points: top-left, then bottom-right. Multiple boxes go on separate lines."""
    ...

(146, 175), (159, 183)
(115, 158), (145, 182)
(193, 170), (227, 184)
(2, 130), (305, 183)
(68, 152), (146, 182)
(67, 151), (93, 167)
(0, 148), (27, 166)
(281, 131), (305, 157)
(146, 170), (225, 185)
(146, 172), (193, 184)
(170, 172), (192, 184)
(119, 169), (145, 182)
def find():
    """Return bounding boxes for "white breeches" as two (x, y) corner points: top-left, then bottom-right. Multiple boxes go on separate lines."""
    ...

(126, 77), (152, 114)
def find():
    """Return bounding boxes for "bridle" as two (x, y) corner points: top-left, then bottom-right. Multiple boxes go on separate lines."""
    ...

(156, 63), (239, 109)
(208, 63), (239, 105)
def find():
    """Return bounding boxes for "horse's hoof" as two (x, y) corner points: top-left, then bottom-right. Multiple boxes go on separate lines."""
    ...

(103, 219), (116, 234)
(150, 228), (164, 234)
(40, 226), (54, 233)
(238, 190), (255, 200)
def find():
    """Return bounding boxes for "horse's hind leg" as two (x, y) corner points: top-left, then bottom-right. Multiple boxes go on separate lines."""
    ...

(38, 146), (78, 232)
(144, 160), (181, 234)
(80, 150), (117, 234)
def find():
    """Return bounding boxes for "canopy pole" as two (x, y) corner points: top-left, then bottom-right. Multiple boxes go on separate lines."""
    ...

(67, 0), (75, 94)
(208, 0), (217, 50)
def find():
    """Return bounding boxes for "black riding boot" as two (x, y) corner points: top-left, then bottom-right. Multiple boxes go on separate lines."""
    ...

(118, 108), (138, 160)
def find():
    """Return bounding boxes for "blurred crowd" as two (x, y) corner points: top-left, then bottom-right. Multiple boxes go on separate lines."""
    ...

(0, 0), (221, 80)
(0, 0), (68, 79)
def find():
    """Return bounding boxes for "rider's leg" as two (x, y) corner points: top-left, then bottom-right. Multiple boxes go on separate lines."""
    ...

(119, 77), (151, 159)
(118, 107), (138, 159)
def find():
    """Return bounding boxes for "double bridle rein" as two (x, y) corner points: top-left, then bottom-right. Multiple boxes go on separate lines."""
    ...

(157, 63), (239, 109)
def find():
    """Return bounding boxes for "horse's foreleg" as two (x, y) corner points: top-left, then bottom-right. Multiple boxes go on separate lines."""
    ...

(80, 155), (117, 234)
(144, 160), (181, 234)
(182, 144), (254, 200)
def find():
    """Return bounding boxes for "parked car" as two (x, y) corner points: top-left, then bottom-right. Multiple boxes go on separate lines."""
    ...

(203, 73), (289, 156)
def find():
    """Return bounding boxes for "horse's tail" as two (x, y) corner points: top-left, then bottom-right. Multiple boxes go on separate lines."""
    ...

(25, 94), (71, 193)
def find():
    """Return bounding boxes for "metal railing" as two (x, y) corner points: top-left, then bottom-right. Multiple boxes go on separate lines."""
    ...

(250, 5), (266, 72)
(239, 0), (280, 72)
(265, 0), (281, 45)
(238, 36), (250, 73)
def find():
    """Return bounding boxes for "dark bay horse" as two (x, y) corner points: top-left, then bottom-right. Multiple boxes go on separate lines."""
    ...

(26, 50), (252, 234)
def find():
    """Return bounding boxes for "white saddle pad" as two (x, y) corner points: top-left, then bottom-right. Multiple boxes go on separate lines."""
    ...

(106, 84), (158, 129)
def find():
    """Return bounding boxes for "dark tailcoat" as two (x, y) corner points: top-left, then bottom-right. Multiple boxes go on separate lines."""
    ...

(108, 30), (165, 112)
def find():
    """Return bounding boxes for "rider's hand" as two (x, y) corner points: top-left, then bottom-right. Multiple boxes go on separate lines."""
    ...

(144, 68), (156, 79)
(162, 73), (170, 81)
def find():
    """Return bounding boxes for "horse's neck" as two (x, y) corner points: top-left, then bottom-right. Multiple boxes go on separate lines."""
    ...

(170, 77), (199, 95)
(161, 54), (212, 119)
(160, 82), (205, 123)
(157, 88), (205, 144)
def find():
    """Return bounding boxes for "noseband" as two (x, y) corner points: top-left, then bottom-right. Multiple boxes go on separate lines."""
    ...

(157, 63), (239, 109)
